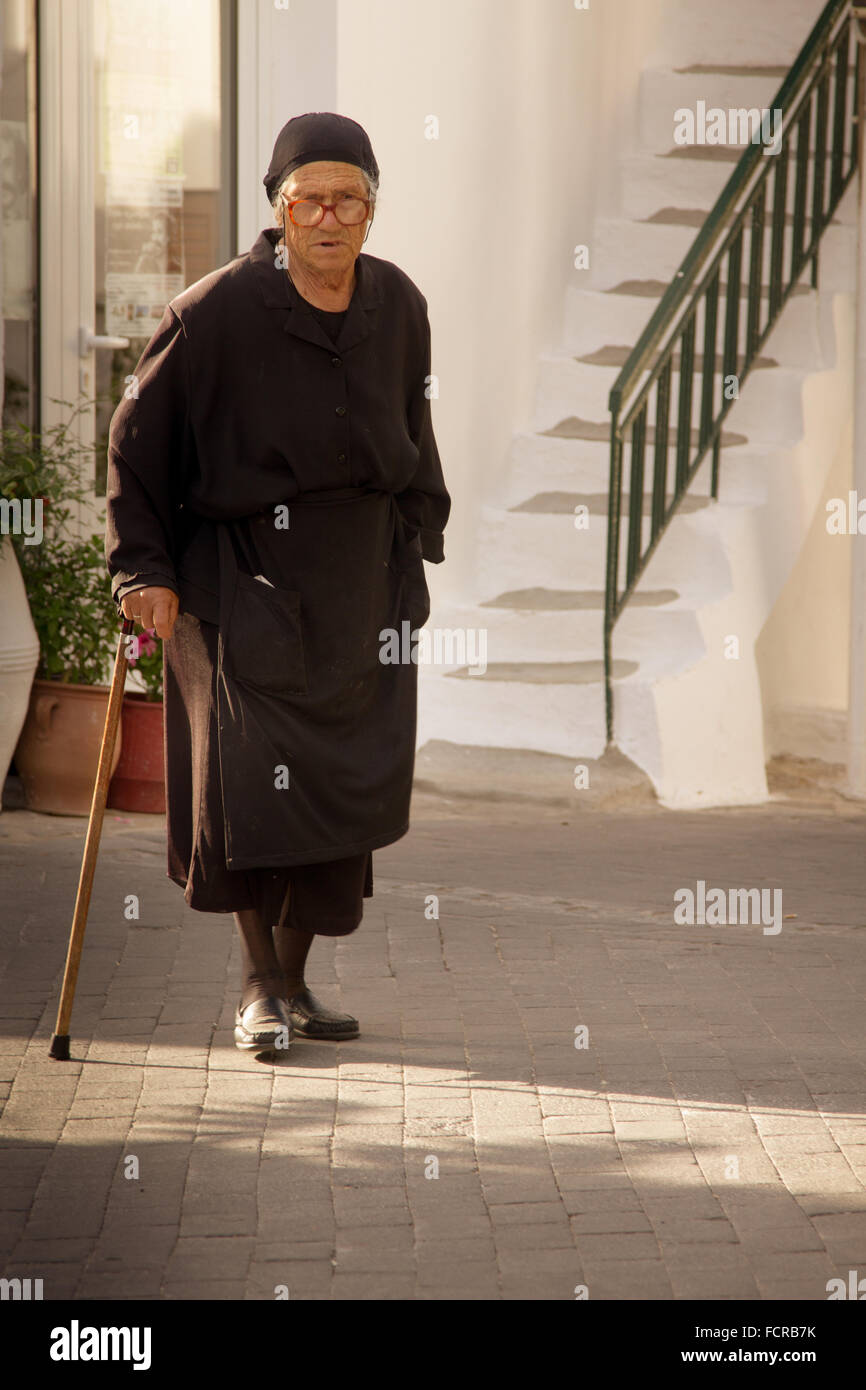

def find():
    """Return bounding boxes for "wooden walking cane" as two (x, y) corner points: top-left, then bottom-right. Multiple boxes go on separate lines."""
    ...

(49, 615), (136, 1060)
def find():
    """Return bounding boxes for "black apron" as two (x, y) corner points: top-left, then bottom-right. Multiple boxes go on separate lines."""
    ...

(213, 487), (429, 872)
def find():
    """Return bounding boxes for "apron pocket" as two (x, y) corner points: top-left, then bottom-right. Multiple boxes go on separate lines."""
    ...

(223, 570), (308, 694)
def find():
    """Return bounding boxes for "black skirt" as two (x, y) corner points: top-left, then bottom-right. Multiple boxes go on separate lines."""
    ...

(162, 607), (372, 936)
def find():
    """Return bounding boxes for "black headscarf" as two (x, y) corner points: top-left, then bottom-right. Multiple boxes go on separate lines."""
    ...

(263, 112), (379, 202)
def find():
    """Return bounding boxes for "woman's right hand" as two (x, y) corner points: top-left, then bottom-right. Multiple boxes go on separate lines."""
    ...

(121, 586), (179, 641)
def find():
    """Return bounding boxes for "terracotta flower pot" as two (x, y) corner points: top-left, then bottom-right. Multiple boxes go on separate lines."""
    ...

(107, 693), (165, 814)
(14, 678), (123, 815)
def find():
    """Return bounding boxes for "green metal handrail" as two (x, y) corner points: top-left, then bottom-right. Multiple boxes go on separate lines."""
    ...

(604, 0), (860, 743)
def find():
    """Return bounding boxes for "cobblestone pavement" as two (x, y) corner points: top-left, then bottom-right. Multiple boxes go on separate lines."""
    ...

(1, 762), (865, 1301)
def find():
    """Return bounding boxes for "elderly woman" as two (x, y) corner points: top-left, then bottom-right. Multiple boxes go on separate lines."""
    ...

(105, 112), (449, 1054)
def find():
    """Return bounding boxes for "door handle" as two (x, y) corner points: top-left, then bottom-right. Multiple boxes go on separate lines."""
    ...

(79, 327), (131, 355)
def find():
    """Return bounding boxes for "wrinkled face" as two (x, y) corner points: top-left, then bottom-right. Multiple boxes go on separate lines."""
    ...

(279, 160), (371, 277)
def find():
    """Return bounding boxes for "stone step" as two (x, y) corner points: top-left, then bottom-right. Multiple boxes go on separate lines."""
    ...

(614, 150), (746, 217)
(539, 417), (748, 448)
(636, 66), (795, 154)
(417, 625), (715, 758)
(651, 2), (834, 68)
(474, 499), (731, 602)
(450, 660), (629, 684)
(427, 593), (702, 666)
(417, 667), (610, 759)
(530, 352), (809, 439)
(476, 505), (608, 591)
(559, 282), (827, 366)
(587, 218), (855, 296)
(509, 491), (711, 516)
(498, 425), (805, 514)
(644, 206), (849, 230)
(575, 343), (778, 370)
(607, 276), (812, 299)
(676, 64), (789, 77)
(614, 152), (857, 225)
(481, 587), (679, 611)
(497, 430), (718, 504)
(411, 739), (657, 810)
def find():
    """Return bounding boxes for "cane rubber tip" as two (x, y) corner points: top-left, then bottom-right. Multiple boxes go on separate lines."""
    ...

(49, 1034), (70, 1061)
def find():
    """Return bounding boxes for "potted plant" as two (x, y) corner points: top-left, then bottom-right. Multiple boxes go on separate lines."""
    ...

(107, 626), (166, 814)
(1, 407), (125, 815)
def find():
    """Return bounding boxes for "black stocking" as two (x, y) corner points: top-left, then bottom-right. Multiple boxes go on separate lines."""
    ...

(234, 894), (316, 1010)
(234, 907), (285, 1011)
(272, 882), (314, 995)
(275, 921), (314, 997)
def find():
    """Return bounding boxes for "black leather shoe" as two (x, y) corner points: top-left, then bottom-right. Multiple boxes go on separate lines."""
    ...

(234, 996), (293, 1053)
(287, 986), (359, 1039)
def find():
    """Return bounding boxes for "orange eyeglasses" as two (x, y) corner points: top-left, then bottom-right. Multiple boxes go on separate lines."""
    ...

(281, 194), (370, 227)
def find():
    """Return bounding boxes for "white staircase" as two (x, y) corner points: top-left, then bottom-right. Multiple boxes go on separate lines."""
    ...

(418, 0), (856, 807)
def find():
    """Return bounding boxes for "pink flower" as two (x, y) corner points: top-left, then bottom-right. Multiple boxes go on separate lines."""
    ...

(138, 629), (158, 656)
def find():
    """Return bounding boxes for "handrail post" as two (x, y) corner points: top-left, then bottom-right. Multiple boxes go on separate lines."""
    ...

(604, 401), (623, 746)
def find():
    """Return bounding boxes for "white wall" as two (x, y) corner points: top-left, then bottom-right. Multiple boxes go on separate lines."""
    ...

(757, 413), (853, 763)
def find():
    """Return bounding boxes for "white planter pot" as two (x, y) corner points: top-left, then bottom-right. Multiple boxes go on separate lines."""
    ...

(0, 535), (40, 811)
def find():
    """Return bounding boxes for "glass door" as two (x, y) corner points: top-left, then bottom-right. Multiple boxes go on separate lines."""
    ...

(92, 0), (232, 494)
(38, 0), (234, 526)
(1, 0), (39, 434)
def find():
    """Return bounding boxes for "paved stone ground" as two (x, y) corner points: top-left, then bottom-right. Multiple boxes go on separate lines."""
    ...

(1, 750), (865, 1301)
